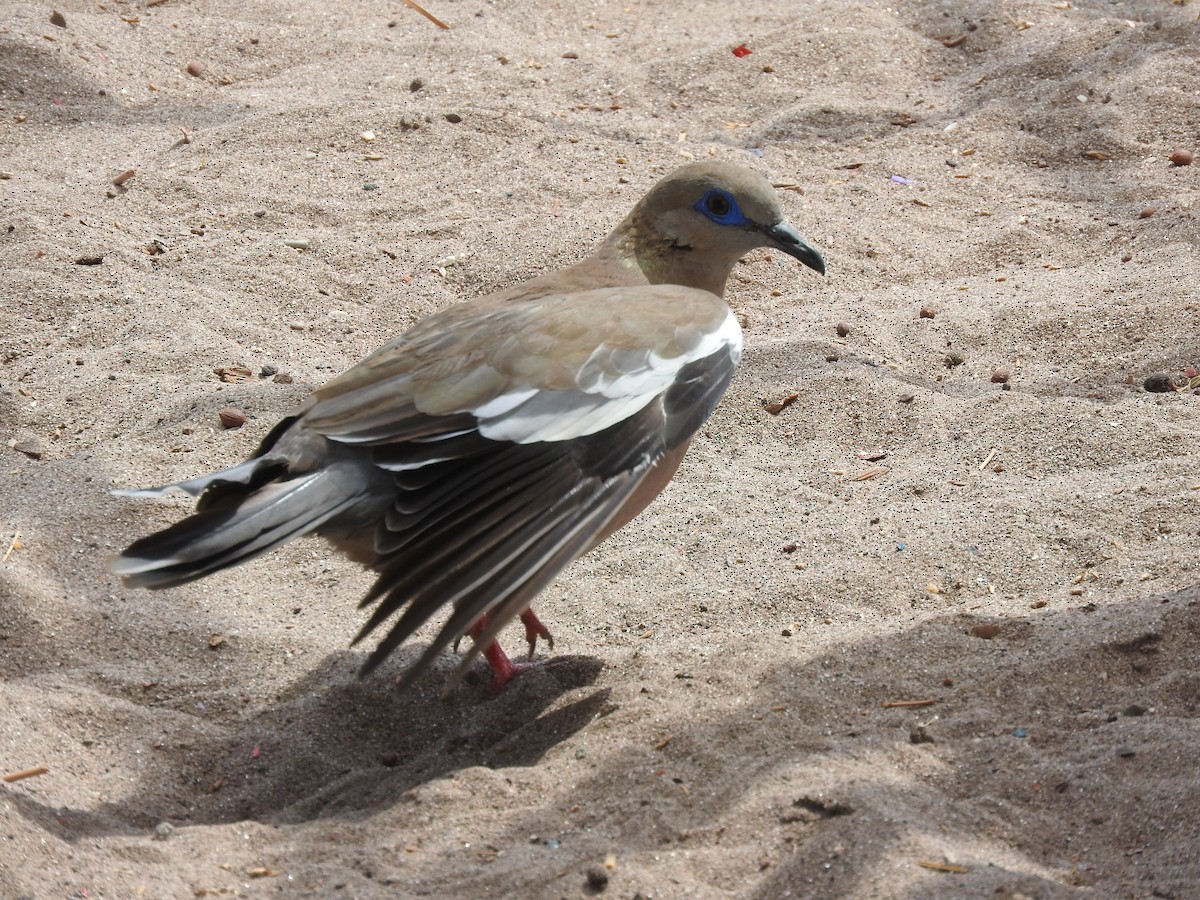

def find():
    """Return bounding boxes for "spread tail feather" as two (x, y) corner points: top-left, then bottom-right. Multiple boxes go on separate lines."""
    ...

(110, 461), (364, 589)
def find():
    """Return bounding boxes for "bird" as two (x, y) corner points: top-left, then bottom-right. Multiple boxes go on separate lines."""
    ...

(109, 161), (825, 693)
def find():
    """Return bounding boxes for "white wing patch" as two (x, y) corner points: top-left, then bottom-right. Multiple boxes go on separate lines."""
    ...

(476, 309), (741, 445)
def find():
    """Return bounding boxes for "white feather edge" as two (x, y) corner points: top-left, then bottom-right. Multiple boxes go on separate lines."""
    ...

(477, 309), (742, 444)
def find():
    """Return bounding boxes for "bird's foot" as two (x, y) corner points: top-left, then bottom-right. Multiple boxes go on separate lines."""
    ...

(519, 607), (554, 658)
(465, 613), (536, 693)
(477, 638), (532, 693)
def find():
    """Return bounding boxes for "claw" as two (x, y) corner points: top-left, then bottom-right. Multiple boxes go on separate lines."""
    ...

(519, 607), (554, 657)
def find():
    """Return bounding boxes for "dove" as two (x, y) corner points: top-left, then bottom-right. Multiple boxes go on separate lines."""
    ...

(110, 161), (825, 692)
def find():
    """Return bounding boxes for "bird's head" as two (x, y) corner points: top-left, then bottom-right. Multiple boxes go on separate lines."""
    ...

(617, 161), (825, 295)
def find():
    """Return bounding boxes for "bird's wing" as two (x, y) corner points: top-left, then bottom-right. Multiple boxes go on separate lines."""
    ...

(301, 285), (742, 684)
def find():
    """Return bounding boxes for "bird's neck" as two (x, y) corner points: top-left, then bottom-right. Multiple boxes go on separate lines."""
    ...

(602, 216), (730, 298)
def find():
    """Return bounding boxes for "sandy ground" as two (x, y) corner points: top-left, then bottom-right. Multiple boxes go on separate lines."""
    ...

(3, 0), (1200, 896)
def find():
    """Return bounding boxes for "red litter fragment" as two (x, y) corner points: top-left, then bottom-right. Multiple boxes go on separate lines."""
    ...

(251, 745), (261, 759)
(732, 44), (752, 58)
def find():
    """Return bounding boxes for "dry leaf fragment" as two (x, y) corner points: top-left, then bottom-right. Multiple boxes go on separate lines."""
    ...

(850, 467), (889, 481)
(214, 365), (255, 383)
(762, 393), (799, 415)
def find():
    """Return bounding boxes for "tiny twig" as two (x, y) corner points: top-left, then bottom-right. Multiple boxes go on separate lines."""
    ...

(3, 765), (48, 783)
(1, 529), (19, 563)
(916, 859), (969, 874)
(979, 447), (997, 471)
(882, 699), (937, 709)
(400, 0), (450, 29)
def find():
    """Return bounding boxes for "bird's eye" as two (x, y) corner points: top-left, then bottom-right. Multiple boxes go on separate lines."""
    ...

(705, 193), (731, 217)
(694, 189), (748, 226)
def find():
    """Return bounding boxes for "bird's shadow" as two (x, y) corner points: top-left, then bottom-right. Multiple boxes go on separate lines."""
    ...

(8, 649), (607, 840)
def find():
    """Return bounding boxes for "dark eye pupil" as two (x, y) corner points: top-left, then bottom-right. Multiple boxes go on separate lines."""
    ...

(706, 193), (731, 216)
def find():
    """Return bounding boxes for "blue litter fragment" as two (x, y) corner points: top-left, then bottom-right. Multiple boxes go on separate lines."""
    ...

(895, 543), (907, 552)
(1013, 727), (1028, 739)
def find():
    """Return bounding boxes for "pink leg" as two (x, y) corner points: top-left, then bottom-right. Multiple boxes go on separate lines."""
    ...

(519, 607), (554, 657)
(468, 615), (531, 693)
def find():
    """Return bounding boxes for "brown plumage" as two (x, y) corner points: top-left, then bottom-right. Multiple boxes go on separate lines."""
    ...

(110, 162), (825, 691)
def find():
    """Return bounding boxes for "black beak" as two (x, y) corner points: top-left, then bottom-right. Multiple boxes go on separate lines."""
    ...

(762, 221), (825, 275)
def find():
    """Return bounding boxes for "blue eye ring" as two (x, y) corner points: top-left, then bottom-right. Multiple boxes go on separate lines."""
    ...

(695, 189), (749, 227)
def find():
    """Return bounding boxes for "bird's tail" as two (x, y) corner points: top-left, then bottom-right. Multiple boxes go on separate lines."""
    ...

(110, 456), (366, 589)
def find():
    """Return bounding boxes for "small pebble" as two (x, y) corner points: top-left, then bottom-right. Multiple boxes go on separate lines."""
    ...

(1143, 372), (1174, 393)
(1168, 149), (1193, 167)
(10, 439), (46, 459)
(50, 9), (67, 27)
(585, 867), (609, 890)
(1138, 207), (1156, 219)
(186, 60), (203, 78)
(944, 350), (965, 368)
(1122, 704), (1147, 717)
(919, 305), (936, 319)
(971, 623), (1002, 639)
(218, 408), (247, 429)
(910, 726), (935, 745)
(562, 51), (579, 59)
(835, 322), (850, 337)
(283, 238), (310, 249)
(444, 112), (463, 124)
(378, 751), (399, 767)
(409, 77), (424, 91)
(153, 821), (174, 840)
(990, 367), (1010, 384)
(75, 254), (103, 265)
